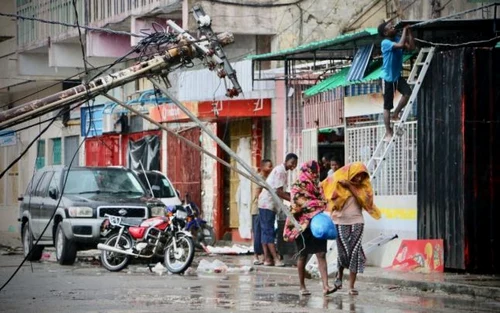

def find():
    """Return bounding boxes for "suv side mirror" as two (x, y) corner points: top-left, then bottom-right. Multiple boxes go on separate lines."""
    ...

(176, 189), (181, 198)
(49, 187), (58, 200)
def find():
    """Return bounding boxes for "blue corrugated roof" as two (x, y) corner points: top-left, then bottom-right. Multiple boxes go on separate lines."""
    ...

(346, 44), (374, 82)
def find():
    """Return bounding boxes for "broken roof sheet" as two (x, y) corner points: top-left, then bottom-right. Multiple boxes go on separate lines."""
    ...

(346, 44), (374, 82)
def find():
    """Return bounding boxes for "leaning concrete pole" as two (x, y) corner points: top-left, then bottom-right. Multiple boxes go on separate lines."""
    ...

(149, 80), (301, 229)
(0, 42), (194, 131)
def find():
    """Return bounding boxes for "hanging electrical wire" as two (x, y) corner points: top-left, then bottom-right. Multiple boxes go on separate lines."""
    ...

(206, 0), (304, 8)
(0, 1), (116, 292)
(0, 12), (144, 38)
(0, 2), (104, 292)
(0, 104), (90, 292)
(415, 36), (500, 47)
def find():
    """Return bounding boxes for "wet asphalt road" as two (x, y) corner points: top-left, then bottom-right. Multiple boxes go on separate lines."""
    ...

(0, 253), (499, 313)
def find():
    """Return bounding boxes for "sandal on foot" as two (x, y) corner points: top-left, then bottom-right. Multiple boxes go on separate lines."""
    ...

(348, 289), (359, 295)
(334, 279), (343, 290)
(323, 286), (339, 296)
(300, 289), (311, 296)
(253, 260), (264, 265)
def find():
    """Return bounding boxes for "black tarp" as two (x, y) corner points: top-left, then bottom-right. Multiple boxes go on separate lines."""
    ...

(127, 135), (160, 171)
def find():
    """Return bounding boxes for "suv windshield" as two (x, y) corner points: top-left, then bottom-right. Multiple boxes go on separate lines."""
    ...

(64, 168), (145, 195)
(137, 172), (176, 199)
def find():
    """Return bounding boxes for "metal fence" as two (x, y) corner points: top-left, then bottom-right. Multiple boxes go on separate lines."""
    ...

(16, 0), (179, 49)
(303, 87), (344, 129)
(346, 121), (417, 196)
(89, 0), (180, 26)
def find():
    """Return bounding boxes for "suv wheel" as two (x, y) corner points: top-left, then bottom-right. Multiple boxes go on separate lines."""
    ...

(55, 223), (77, 265)
(22, 223), (43, 261)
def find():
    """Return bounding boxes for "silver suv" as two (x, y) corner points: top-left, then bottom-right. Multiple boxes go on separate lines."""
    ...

(18, 166), (165, 265)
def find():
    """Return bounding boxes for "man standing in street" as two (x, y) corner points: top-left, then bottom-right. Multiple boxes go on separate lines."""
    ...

(320, 154), (331, 181)
(258, 153), (298, 266)
(378, 22), (415, 141)
(251, 159), (273, 265)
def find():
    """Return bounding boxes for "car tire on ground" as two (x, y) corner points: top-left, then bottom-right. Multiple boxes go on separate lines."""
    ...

(55, 223), (77, 265)
(22, 223), (43, 261)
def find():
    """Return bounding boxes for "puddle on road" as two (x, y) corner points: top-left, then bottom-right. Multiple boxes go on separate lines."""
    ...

(52, 258), (500, 312)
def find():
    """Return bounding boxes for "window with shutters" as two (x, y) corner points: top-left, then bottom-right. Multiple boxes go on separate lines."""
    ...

(52, 138), (62, 165)
(35, 140), (46, 169)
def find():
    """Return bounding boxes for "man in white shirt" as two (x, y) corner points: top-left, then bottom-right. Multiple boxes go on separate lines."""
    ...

(258, 153), (298, 266)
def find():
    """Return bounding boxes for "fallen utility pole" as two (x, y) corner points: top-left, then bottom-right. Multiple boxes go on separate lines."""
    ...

(150, 79), (301, 229)
(0, 42), (193, 130)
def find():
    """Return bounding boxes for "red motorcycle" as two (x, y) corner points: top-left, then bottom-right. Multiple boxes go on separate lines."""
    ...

(97, 207), (194, 273)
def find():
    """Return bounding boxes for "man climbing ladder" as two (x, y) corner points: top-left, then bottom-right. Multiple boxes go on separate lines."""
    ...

(378, 22), (415, 142)
(368, 22), (434, 181)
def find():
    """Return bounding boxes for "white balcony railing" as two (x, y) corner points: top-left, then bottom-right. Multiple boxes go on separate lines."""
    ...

(16, 0), (84, 50)
(89, 0), (181, 28)
(16, 0), (180, 51)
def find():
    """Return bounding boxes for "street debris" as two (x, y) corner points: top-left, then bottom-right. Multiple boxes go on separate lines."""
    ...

(0, 245), (22, 256)
(152, 262), (168, 275)
(41, 252), (56, 262)
(196, 258), (253, 274)
(204, 244), (254, 255)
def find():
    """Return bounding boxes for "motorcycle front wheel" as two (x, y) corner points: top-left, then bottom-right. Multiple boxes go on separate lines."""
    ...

(164, 235), (195, 274)
(100, 233), (132, 272)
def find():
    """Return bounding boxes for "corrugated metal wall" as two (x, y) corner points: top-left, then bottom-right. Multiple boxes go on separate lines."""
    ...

(418, 48), (500, 273)
(166, 127), (202, 210)
(84, 130), (162, 169)
(177, 60), (275, 101)
(461, 48), (499, 274)
(418, 48), (466, 271)
(85, 135), (121, 166)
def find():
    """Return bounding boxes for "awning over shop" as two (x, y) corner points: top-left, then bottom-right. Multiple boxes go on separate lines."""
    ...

(149, 99), (272, 123)
(249, 19), (499, 84)
(247, 28), (378, 61)
(303, 54), (413, 97)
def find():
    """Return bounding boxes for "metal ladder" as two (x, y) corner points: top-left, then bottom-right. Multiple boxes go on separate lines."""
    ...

(367, 47), (436, 181)
(363, 233), (399, 254)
